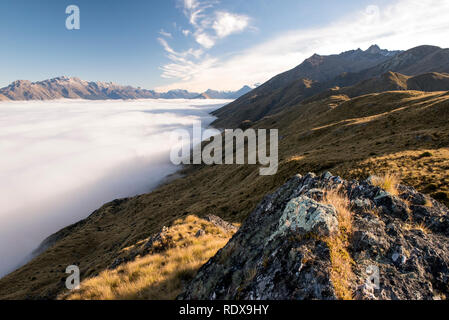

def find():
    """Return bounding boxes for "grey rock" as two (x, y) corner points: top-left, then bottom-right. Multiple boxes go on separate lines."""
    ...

(304, 188), (325, 201)
(205, 215), (238, 233)
(195, 229), (206, 238)
(322, 171), (333, 180)
(272, 196), (338, 239)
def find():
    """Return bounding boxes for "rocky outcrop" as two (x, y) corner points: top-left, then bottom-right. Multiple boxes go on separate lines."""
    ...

(204, 215), (239, 233)
(180, 173), (449, 300)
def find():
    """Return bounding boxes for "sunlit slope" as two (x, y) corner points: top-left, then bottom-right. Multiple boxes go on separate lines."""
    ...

(61, 215), (237, 300)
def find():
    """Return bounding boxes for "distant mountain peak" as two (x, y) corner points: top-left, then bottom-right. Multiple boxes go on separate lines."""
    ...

(366, 44), (382, 54)
(194, 85), (253, 100)
(10, 80), (31, 87)
(364, 44), (401, 57)
(53, 76), (70, 81)
(306, 54), (324, 65)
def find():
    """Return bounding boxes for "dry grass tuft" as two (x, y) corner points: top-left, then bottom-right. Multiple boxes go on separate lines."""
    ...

(424, 197), (434, 208)
(370, 173), (400, 195)
(286, 155), (305, 162)
(324, 190), (353, 236)
(62, 215), (237, 300)
(404, 222), (430, 234)
(322, 190), (355, 300)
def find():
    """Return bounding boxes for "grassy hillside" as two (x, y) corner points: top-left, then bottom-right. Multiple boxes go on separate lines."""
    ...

(60, 215), (237, 300)
(0, 90), (448, 299)
(211, 46), (400, 128)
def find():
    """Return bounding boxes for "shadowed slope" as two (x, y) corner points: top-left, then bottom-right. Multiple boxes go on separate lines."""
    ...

(305, 72), (449, 102)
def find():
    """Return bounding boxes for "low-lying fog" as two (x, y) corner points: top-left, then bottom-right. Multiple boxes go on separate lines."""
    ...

(0, 98), (229, 278)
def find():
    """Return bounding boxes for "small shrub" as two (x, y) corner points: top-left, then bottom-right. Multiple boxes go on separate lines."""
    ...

(419, 152), (433, 158)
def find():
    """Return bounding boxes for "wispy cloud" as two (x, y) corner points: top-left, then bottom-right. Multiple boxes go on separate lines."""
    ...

(159, 29), (173, 38)
(181, 0), (217, 27)
(157, 37), (211, 80)
(157, 0), (252, 85)
(157, 0), (449, 92)
(194, 32), (216, 49)
(178, 0), (251, 48)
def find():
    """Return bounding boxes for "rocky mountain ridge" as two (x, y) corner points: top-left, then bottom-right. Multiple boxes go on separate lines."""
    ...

(181, 172), (449, 300)
(212, 45), (449, 128)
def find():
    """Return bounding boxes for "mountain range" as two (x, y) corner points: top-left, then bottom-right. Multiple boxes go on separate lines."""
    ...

(0, 77), (252, 101)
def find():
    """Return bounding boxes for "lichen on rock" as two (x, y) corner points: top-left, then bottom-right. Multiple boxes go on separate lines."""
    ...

(272, 195), (339, 239)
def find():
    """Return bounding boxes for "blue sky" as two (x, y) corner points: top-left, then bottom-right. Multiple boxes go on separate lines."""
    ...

(1, 0), (448, 91)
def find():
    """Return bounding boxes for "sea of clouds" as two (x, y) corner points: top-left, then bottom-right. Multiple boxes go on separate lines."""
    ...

(0, 98), (229, 278)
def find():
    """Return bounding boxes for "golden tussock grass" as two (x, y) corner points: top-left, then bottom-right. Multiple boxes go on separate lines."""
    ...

(424, 197), (434, 208)
(345, 149), (449, 207)
(322, 190), (355, 300)
(62, 215), (237, 300)
(370, 173), (400, 195)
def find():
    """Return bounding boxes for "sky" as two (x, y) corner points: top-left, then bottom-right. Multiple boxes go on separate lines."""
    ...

(1, 0), (449, 91)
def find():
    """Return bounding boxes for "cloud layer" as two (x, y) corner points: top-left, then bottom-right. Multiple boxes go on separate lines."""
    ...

(0, 98), (229, 278)
(157, 0), (449, 92)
